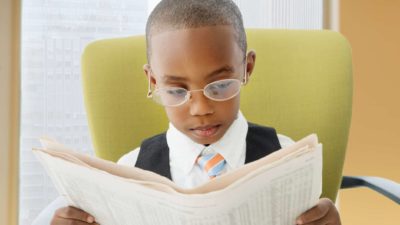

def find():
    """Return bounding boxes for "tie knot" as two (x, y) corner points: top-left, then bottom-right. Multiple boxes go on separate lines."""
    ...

(196, 152), (226, 178)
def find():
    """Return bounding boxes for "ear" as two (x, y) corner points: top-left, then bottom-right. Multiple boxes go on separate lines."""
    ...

(143, 64), (157, 97)
(245, 50), (256, 82)
(143, 64), (157, 85)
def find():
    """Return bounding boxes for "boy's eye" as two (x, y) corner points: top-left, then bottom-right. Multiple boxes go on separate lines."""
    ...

(210, 81), (232, 90)
(216, 81), (232, 89)
(166, 88), (187, 96)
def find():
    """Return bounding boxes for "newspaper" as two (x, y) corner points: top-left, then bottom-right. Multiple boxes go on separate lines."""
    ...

(33, 134), (322, 225)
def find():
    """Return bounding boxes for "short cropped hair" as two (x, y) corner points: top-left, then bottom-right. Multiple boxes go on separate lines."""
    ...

(145, 0), (247, 63)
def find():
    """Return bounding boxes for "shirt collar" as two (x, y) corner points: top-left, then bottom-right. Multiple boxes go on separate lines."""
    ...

(167, 111), (248, 175)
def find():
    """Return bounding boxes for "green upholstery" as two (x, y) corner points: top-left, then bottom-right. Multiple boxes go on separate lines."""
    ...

(81, 29), (352, 202)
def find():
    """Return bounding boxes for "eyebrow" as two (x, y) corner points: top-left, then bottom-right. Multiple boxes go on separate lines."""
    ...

(161, 65), (235, 83)
(207, 65), (235, 79)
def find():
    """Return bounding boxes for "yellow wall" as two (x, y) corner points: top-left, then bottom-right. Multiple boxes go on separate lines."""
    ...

(0, 0), (20, 224)
(339, 0), (400, 224)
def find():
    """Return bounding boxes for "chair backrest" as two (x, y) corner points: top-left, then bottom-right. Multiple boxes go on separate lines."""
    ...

(81, 29), (352, 201)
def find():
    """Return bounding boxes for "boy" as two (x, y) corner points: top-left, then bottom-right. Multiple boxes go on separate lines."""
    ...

(36, 0), (341, 224)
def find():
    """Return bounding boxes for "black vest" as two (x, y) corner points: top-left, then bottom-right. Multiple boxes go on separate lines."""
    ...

(135, 122), (281, 180)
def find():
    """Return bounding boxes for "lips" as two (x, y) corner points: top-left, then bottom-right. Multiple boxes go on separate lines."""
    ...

(190, 124), (221, 138)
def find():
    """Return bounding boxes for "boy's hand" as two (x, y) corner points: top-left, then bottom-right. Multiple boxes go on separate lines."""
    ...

(296, 198), (341, 225)
(51, 206), (98, 225)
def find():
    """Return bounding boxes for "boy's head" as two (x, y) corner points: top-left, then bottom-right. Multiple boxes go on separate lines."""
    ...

(144, 0), (256, 145)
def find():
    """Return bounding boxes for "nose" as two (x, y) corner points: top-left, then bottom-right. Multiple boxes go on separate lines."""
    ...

(189, 91), (214, 116)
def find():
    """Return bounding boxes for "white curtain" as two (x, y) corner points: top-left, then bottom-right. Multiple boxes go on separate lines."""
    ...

(19, 0), (324, 224)
(20, 1), (148, 223)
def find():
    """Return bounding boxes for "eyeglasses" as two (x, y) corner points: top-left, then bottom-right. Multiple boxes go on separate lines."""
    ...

(148, 78), (245, 107)
(147, 57), (248, 107)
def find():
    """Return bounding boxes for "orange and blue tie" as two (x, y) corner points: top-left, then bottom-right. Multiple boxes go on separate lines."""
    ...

(196, 153), (226, 178)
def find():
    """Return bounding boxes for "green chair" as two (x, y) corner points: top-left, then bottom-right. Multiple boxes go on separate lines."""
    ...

(81, 29), (400, 204)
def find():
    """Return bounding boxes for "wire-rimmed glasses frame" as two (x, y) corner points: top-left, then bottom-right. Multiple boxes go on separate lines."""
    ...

(147, 58), (248, 107)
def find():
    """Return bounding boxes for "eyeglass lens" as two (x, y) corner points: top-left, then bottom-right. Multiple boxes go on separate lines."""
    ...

(153, 79), (241, 106)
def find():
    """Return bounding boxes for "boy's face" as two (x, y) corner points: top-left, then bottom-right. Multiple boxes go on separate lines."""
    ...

(144, 25), (255, 145)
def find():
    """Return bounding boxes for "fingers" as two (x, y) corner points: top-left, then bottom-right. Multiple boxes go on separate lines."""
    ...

(52, 206), (96, 224)
(51, 217), (99, 225)
(296, 198), (334, 225)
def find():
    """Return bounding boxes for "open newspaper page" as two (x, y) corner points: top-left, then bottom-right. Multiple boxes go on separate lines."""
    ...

(33, 134), (322, 225)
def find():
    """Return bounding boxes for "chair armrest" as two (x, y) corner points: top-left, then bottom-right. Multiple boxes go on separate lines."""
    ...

(340, 175), (400, 204)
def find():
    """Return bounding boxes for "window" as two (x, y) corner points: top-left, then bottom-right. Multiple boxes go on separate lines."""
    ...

(19, 0), (324, 223)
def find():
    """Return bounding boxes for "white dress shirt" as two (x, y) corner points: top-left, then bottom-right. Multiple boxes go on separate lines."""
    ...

(118, 111), (295, 188)
(32, 111), (294, 224)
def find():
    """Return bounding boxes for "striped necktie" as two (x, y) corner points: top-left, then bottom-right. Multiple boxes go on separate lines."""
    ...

(196, 152), (226, 178)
